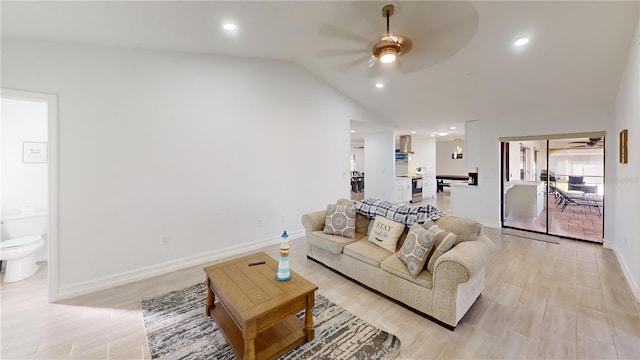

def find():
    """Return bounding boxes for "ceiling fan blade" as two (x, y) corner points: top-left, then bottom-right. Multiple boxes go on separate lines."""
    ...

(348, 1), (386, 34)
(315, 48), (369, 58)
(393, 1), (479, 73)
(335, 55), (374, 72)
(317, 23), (371, 45)
(367, 55), (376, 68)
(366, 59), (403, 77)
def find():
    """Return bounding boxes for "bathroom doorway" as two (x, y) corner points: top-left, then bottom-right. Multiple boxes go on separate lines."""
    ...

(1, 89), (59, 301)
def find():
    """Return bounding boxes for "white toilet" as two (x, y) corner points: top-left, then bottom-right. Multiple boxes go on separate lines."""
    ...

(1, 235), (44, 282)
(0, 211), (47, 282)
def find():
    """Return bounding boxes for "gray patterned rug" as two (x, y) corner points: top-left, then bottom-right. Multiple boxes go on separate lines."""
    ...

(141, 283), (401, 360)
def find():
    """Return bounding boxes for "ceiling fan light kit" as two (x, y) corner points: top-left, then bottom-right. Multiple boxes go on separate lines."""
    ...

(378, 45), (398, 63)
(372, 4), (411, 65)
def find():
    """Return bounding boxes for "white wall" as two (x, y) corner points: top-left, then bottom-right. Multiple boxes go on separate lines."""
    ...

(350, 147), (365, 173)
(466, 107), (613, 228)
(612, 15), (640, 300)
(465, 21), (639, 296)
(1, 98), (48, 215)
(1, 38), (384, 296)
(436, 140), (469, 176)
(507, 140), (547, 182)
(508, 142), (521, 181)
(408, 137), (436, 176)
(364, 131), (395, 201)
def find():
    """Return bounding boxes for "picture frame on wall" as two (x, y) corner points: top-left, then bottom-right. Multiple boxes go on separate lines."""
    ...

(23, 141), (48, 163)
(619, 129), (628, 164)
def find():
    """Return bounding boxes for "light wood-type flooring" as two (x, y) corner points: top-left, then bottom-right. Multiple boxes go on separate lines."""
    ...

(1, 227), (639, 359)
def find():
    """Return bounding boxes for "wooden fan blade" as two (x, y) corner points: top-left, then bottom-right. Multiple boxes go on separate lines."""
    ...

(335, 55), (374, 72)
(317, 23), (371, 45)
(366, 59), (402, 77)
(393, 1), (479, 73)
(315, 48), (369, 58)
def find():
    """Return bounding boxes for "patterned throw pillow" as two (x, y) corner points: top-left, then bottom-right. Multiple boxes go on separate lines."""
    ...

(368, 215), (405, 252)
(323, 204), (356, 239)
(397, 223), (435, 277)
(424, 223), (458, 273)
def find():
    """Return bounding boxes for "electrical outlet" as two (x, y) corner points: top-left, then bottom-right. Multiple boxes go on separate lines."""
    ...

(257, 219), (263, 228)
(162, 236), (169, 246)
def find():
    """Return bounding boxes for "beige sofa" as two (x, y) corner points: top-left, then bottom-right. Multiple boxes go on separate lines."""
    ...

(301, 199), (494, 329)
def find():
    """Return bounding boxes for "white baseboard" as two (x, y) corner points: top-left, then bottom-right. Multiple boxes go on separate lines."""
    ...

(604, 242), (640, 303)
(479, 219), (502, 229)
(55, 229), (305, 301)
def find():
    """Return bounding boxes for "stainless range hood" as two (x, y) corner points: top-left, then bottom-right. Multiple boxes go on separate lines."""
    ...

(397, 135), (413, 154)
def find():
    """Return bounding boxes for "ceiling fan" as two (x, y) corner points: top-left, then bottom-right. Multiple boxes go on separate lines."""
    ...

(315, 2), (478, 74)
(569, 137), (604, 148)
(371, 4), (411, 65)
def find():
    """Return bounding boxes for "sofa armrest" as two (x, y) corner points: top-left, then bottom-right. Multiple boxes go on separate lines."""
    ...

(434, 235), (494, 283)
(301, 211), (327, 232)
(431, 235), (494, 326)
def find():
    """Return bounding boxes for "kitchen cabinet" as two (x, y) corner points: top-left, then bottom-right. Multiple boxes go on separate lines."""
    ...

(450, 183), (479, 220)
(422, 175), (436, 199)
(394, 178), (412, 203)
(504, 181), (545, 219)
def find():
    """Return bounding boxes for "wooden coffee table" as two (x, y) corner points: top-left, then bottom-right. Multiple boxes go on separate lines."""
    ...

(204, 251), (318, 360)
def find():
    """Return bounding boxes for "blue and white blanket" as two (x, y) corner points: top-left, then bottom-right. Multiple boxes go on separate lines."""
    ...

(355, 198), (447, 227)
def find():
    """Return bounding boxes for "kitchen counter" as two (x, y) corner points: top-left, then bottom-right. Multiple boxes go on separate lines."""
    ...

(450, 183), (480, 220)
(504, 181), (545, 219)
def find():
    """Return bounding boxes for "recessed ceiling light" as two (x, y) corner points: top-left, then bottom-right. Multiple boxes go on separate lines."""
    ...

(514, 37), (529, 47)
(411, 131), (416, 134)
(438, 132), (448, 136)
(375, 83), (384, 89)
(350, 130), (356, 133)
(223, 23), (237, 31)
(449, 126), (457, 130)
(430, 134), (436, 137)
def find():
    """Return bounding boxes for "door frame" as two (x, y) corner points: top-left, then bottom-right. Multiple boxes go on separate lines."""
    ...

(2, 88), (59, 301)
(499, 132), (606, 243)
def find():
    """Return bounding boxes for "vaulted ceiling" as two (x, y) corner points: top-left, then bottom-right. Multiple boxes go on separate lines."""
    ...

(2, 1), (638, 140)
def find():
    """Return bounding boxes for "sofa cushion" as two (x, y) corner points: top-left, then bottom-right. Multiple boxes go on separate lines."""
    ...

(368, 215), (405, 252)
(323, 204), (356, 239)
(356, 213), (370, 236)
(424, 224), (458, 273)
(435, 216), (482, 243)
(381, 255), (433, 289)
(336, 199), (370, 235)
(308, 231), (364, 255)
(344, 238), (393, 267)
(397, 223), (435, 277)
(336, 198), (353, 206)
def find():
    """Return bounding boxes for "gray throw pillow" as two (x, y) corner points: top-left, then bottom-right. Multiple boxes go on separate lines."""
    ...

(424, 223), (458, 273)
(397, 223), (435, 277)
(323, 204), (356, 239)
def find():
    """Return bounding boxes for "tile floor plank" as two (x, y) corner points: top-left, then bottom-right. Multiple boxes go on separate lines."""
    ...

(1, 219), (639, 360)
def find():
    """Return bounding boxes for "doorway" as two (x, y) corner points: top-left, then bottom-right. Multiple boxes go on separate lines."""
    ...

(501, 133), (605, 243)
(1, 88), (59, 301)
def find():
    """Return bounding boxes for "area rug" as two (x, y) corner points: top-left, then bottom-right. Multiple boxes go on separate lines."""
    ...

(502, 228), (561, 244)
(141, 283), (401, 360)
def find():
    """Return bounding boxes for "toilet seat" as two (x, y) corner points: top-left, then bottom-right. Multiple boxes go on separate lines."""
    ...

(1, 235), (43, 250)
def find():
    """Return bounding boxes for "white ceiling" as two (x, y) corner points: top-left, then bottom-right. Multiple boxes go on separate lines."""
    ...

(2, 1), (638, 141)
